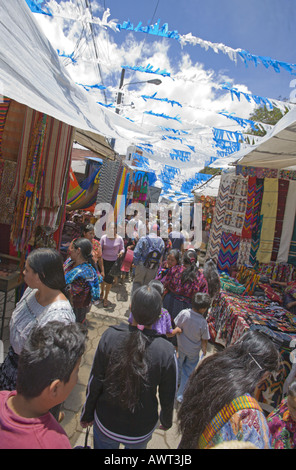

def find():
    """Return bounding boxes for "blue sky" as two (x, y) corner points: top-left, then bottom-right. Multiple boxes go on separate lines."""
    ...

(99, 0), (296, 101)
(31, 0), (296, 194)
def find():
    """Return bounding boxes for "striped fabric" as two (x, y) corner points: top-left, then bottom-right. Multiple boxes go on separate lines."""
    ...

(249, 179), (264, 265)
(206, 173), (232, 262)
(271, 179), (289, 261)
(288, 216), (296, 266)
(241, 176), (256, 239)
(198, 395), (262, 449)
(217, 232), (240, 271)
(257, 178), (278, 264)
(0, 97), (11, 157)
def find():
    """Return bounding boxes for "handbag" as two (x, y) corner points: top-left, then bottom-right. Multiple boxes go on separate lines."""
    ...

(74, 426), (91, 449)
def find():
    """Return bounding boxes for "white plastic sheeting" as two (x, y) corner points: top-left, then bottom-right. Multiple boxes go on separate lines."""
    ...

(0, 0), (150, 143)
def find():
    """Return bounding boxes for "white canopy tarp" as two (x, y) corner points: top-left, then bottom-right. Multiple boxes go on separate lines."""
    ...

(193, 174), (221, 197)
(0, 0), (150, 143)
(210, 105), (296, 170)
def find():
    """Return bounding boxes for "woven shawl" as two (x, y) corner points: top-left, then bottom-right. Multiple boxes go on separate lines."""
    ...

(198, 395), (262, 449)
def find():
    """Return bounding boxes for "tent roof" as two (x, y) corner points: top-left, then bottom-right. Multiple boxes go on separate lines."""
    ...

(0, 0), (148, 145)
(193, 174), (221, 197)
(74, 129), (115, 160)
(211, 105), (296, 170)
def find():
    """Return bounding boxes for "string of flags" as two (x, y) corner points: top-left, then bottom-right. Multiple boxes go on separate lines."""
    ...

(26, 2), (296, 75)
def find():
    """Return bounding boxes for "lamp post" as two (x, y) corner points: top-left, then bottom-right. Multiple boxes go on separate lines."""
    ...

(110, 69), (162, 148)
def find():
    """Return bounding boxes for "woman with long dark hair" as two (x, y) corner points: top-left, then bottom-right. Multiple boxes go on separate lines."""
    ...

(80, 285), (177, 449)
(177, 330), (280, 449)
(163, 250), (208, 320)
(64, 237), (101, 323)
(0, 248), (75, 400)
(82, 223), (104, 277)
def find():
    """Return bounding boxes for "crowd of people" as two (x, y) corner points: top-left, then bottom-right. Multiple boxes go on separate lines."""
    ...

(0, 209), (295, 449)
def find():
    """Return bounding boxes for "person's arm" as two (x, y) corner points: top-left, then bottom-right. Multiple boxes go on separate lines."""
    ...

(201, 339), (208, 356)
(158, 351), (178, 430)
(166, 326), (182, 337)
(80, 332), (108, 427)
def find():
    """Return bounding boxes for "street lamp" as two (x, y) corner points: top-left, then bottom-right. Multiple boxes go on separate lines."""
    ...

(110, 69), (162, 148)
(114, 68), (162, 115)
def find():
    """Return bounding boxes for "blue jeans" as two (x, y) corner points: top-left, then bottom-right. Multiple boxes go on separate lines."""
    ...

(177, 351), (200, 402)
(93, 421), (152, 450)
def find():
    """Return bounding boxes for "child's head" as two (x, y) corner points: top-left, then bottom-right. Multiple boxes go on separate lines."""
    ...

(131, 285), (162, 326)
(16, 321), (87, 405)
(288, 380), (296, 421)
(148, 279), (165, 297)
(191, 292), (211, 316)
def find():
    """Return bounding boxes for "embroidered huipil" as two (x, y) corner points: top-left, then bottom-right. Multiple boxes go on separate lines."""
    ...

(64, 259), (101, 309)
(164, 265), (208, 300)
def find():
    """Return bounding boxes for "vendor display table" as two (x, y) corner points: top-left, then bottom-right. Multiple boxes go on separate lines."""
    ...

(208, 291), (296, 411)
(0, 254), (24, 339)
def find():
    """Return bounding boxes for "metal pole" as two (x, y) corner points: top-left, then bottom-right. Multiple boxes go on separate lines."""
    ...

(111, 69), (126, 148)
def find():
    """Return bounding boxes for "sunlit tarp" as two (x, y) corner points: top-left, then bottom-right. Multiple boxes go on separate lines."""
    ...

(0, 0), (151, 143)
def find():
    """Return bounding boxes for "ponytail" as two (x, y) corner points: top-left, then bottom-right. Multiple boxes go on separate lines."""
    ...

(104, 286), (161, 412)
(181, 250), (199, 284)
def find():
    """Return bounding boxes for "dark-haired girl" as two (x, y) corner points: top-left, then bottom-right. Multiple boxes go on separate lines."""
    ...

(64, 238), (101, 323)
(0, 248), (75, 394)
(80, 285), (177, 449)
(178, 330), (280, 449)
(163, 250), (208, 321)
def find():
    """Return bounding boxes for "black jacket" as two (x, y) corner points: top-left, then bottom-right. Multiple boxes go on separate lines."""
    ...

(81, 323), (177, 439)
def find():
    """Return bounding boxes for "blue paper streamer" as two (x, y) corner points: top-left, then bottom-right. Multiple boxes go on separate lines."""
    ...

(96, 101), (115, 108)
(170, 150), (191, 162)
(159, 127), (188, 135)
(141, 92), (182, 107)
(25, 0), (52, 16)
(122, 64), (171, 77)
(221, 83), (274, 110)
(144, 110), (182, 123)
(77, 83), (107, 91)
(57, 50), (77, 64)
(219, 111), (258, 131)
(117, 19), (180, 40)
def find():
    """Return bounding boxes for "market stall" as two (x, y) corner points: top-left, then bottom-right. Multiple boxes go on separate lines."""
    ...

(206, 110), (296, 412)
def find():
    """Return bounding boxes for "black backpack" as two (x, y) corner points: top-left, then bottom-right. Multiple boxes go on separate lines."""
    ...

(143, 236), (163, 269)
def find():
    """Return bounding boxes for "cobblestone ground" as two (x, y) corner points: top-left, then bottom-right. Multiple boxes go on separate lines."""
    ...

(1, 279), (219, 450)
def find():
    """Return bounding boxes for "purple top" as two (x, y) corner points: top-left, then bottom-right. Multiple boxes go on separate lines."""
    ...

(128, 308), (173, 335)
(100, 235), (124, 261)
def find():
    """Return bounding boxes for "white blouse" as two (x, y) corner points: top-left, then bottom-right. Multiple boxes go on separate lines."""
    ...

(9, 287), (76, 355)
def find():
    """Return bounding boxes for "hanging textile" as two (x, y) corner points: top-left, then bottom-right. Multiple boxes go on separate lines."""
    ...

(0, 160), (17, 225)
(287, 216), (296, 266)
(38, 115), (74, 210)
(221, 175), (248, 236)
(10, 113), (48, 256)
(206, 173), (232, 262)
(0, 97), (11, 158)
(241, 176), (256, 239)
(277, 180), (296, 263)
(249, 178), (264, 266)
(237, 238), (252, 267)
(217, 232), (240, 272)
(256, 178), (278, 264)
(11, 107), (40, 206)
(271, 179), (289, 262)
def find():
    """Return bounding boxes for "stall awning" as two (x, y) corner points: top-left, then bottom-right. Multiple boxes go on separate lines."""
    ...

(74, 129), (115, 160)
(211, 106), (296, 170)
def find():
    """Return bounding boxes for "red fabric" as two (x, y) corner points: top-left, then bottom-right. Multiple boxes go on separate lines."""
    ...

(0, 391), (72, 449)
